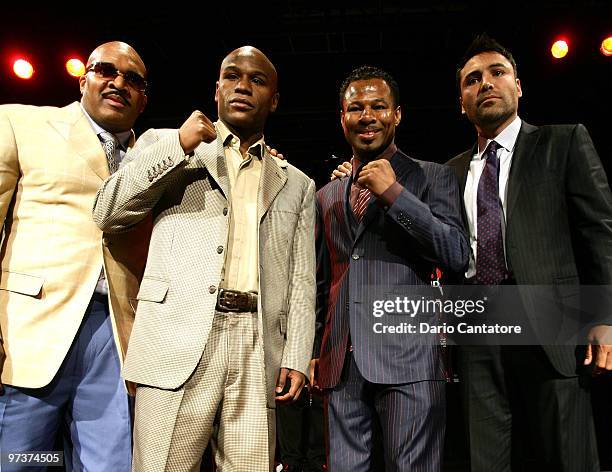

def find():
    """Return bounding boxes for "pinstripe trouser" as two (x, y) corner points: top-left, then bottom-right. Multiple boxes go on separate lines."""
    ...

(325, 353), (445, 472)
(132, 311), (274, 472)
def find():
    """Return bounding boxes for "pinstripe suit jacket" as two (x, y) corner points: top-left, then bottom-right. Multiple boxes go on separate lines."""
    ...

(93, 125), (316, 407)
(447, 121), (612, 376)
(315, 148), (469, 388)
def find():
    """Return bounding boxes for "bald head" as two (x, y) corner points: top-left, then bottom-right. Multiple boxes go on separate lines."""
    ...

(220, 46), (277, 91)
(87, 41), (147, 78)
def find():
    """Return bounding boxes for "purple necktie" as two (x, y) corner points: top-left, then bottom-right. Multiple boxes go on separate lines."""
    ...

(476, 141), (507, 284)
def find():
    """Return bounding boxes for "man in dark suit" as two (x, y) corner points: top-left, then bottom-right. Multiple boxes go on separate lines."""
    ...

(312, 65), (469, 471)
(446, 34), (612, 471)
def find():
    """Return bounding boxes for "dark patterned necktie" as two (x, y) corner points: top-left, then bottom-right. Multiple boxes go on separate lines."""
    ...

(476, 140), (507, 284)
(99, 131), (119, 174)
(353, 187), (372, 223)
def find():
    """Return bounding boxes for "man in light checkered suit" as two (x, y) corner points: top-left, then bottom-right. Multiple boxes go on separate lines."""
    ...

(93, 46), (316, 472)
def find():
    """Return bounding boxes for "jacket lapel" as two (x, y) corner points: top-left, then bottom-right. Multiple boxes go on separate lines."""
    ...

(258, 153), (288, 221)
(49, 102), (109, 181)
(506, 122), (540, 221)
(193, 136), (231, 200)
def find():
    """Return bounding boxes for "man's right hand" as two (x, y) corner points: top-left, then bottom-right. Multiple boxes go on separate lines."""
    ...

(178, 110), (217, 154)
(331, 161), (352, 180)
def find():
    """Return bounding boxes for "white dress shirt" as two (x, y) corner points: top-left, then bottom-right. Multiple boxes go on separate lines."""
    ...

(464, 115), (522, 278)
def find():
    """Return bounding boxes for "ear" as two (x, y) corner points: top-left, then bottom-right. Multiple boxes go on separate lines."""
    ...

(394, 106), (402, 126)
(214, 81), (220, 103)
(460, 97), (466, 115)
(270, 92), (279, 113)
(79, 74), (87, 95)
(139, 94), (148, 113)
(516, 78), (523, 98)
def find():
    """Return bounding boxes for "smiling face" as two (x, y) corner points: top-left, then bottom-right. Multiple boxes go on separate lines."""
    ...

(79, 41), (147, 133)
(215, 46), (279, 140)
(340, 78), (401, 160)
(459, 51), (522, 138)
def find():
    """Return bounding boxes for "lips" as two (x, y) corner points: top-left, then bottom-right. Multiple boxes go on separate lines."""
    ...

(102, 92), (129, 107)
(478, 95), (500, 106)
(357, 128), (381, 140)
(229, 98), (254, 110)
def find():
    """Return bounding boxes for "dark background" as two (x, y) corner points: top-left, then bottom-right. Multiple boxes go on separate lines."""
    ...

(1, 1), (611, 187)
(2, 2), (611, 469)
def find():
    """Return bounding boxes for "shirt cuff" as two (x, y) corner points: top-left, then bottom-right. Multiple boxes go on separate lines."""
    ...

(376, 182), (402, 211)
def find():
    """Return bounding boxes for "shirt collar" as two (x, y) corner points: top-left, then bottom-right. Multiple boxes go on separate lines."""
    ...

(79, 101), (131, 150)
(216, 119), (265, 159)
(474, 115), (522, 160)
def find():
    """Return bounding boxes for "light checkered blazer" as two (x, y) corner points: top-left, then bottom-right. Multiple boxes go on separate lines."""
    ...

(93, 125), (316, 407)
(0, 102), (150, 390)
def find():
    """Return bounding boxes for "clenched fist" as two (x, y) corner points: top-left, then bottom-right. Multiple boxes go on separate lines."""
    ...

(356, 159), (396, 196)
(178, 110), (217, 154)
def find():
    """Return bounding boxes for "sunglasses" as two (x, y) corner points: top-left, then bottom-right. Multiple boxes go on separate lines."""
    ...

(86, 62), (147, 92)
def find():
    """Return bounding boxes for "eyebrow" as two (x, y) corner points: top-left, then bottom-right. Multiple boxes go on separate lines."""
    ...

(222, 65), (268, 78)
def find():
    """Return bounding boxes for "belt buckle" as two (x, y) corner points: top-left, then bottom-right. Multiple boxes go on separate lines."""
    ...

(218, 288), (251, 312)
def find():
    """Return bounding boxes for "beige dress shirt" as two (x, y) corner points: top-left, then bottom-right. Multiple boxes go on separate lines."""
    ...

(217, 120), (264, 293)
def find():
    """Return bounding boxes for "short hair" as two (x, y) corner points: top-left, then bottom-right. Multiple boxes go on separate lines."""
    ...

(339, 65), (400, 108)
(456, 34), (518, 89)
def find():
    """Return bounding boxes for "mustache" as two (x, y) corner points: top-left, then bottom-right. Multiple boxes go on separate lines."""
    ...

(102, 91), (130, 106)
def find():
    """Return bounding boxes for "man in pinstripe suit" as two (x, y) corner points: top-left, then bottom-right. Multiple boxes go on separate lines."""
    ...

(94, 46), (316, 472)
(312, 66), (469, 471)
(446, 34), (612, 471)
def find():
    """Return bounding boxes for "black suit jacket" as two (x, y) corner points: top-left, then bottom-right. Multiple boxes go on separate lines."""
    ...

(447, 121), (612, 376)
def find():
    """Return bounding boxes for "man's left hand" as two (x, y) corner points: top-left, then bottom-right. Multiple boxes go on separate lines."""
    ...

(275, 367), (306, 404)
(584, 324), (612, 374)
(356, 159), (396, 196)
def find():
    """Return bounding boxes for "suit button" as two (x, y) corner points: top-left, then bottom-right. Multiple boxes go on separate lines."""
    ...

(209, 285), (217, 294)
(223, 207), (228, 216)
(217, 246), (224, 254)
(352, 254), (359, 260)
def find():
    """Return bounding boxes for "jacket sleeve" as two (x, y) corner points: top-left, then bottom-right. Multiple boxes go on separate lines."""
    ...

(384, 163), (470, 274)
(92, 128), (191, 233)
(280, 178), (317, 376)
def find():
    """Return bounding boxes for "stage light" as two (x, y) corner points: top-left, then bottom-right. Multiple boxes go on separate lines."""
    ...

(601, 36), (612, 57)
(66, 58), (85, 77)
(13, 58), (34, 79)
(551, 40), (569, 59)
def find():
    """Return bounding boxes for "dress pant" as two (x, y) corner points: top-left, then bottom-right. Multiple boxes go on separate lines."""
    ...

(276, 388), (325, 471)
(0, 293), (132, 472)
(132, 311), (273, 472)
(325, 353), (445, 472)
(460, 345), (599, 471)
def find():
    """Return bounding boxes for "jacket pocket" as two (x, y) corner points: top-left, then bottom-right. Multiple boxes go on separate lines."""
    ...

(136, 277), (169, 303)
(0, 271), (44, 297)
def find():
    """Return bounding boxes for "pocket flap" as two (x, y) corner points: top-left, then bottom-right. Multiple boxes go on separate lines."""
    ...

(136, 278), (169, 303)
(0, 271), (44, 296)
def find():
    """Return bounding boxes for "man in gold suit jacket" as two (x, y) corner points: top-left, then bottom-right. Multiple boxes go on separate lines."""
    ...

(0, 41), (149, 471)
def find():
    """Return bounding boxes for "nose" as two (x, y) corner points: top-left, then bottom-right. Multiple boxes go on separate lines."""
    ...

(358, 106), (376, 123)
(109, 73), (128, 92)
(235, 76), (252, 95)
(480, 74), (494, 92)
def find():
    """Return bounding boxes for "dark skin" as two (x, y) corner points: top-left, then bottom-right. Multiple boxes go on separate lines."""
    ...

(178, 47), (305, 401)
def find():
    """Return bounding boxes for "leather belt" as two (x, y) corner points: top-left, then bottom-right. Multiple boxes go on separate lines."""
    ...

(216, 288), (258, 313)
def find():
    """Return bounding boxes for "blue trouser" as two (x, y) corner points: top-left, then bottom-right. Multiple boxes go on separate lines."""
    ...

(0, 294), (132, 471)
(325, 353), (445, 472)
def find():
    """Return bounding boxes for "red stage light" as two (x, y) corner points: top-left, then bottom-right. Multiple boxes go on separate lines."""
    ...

(551, 39), (569, 59)
(13, 58), (34, 79)
(601, 36), (612, 56)
(66, 58), (86, 77)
